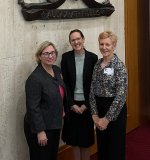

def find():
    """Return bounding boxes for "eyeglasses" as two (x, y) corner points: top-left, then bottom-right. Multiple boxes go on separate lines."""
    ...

(70, 37), (82, 43)
(41, 51), (56, 58)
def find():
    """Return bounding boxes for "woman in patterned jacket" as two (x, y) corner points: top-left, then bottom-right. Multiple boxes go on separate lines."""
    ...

(90, 31), (128, 160)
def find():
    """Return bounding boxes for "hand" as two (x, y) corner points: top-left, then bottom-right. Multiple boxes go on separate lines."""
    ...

(80, 104), (87, 114)
(92, 115), (109, 131)
(97, 117), (109, 131)
(92, 115), (100, 128)
(71, 104), (82, 114)
(37, 131), (48, 146)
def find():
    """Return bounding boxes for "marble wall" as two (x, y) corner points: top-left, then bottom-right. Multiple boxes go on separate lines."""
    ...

(0, 0), (125, 160)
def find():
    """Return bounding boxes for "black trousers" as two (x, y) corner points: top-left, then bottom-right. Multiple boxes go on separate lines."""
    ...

(95, 97), (127, 160)
(24, 120), (61, 160)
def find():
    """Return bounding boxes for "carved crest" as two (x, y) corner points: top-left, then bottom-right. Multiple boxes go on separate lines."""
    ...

(18, 0), (115, 21)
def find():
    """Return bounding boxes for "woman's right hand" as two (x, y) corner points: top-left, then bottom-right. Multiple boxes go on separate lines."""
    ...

(37, 131), (48, 146)
(92, 115), (100, 127)
(71, 104), (82, 114)
(92, 115), (108, 131)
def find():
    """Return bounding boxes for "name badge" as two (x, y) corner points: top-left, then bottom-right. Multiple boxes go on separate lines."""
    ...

(104, 68), (114, 76)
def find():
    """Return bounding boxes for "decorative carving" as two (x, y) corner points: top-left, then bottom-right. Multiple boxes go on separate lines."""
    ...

(18, 0), (65, 9)
(18, 0), (115, 21)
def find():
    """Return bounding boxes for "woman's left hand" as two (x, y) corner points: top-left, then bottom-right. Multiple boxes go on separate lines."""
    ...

(37, 131), (48, 146)
(97, 117), (109, 131)
(80, 104), (87, 114)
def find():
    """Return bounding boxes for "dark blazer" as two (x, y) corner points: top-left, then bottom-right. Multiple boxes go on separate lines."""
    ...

(61, 49), (98, 109)
(24, 64), (67, 133)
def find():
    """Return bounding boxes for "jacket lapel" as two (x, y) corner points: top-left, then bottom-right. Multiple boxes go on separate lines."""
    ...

(69, 51), (76, 89)
(83, 51), (89, 82)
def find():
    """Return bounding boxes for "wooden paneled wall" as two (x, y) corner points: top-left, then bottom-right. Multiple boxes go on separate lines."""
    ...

(125, 0), (140, 132)
(125, 0), (150, 128)
(138, 0), (150, 121)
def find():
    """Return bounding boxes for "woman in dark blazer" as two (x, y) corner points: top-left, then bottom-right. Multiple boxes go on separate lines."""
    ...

(61, 29), (98, 160)
(24, 41), (67, 160)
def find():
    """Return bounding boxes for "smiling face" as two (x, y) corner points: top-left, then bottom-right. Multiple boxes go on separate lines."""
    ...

(69, 31), (85, 53)
(39, 45), (57, 67)
(99, 37), (115, 58)
(98, 31), (117, 59)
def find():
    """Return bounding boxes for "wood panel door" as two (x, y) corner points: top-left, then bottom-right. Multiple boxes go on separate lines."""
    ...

(125, 0), (150, 132)
(125, 0), (140, 132)
(138, 0), (150, 121)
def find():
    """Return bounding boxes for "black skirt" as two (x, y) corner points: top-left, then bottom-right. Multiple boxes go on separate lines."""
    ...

(62, 101), (94, 148)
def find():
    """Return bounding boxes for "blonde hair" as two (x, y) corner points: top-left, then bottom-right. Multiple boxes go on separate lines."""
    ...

(35, 41), (58, 64)
(98, 31), (118, 47)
